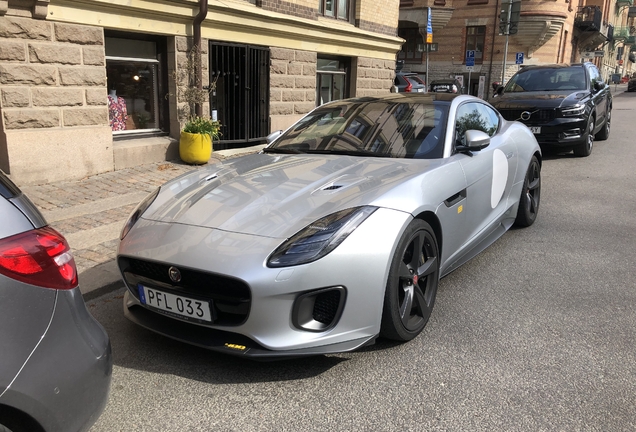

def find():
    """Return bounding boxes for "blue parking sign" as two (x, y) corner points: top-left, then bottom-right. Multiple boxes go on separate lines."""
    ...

(466, 50), (475, 67)
(516, 52), (524, 65)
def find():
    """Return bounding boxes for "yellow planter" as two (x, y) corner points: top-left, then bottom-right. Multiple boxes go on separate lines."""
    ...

(179, 131), (212, 164)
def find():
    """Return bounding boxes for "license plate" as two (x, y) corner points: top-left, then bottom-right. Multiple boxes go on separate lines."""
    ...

(417, 88), (424, 93)
(529, 126), (541, 134)
(138, 285), (213, 322)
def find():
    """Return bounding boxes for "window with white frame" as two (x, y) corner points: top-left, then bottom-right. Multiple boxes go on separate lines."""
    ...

(316, 57), (349, 106)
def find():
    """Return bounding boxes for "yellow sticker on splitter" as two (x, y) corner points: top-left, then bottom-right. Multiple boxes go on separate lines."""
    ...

(457, 205), (463, 214)
(225, 343), (246, 350)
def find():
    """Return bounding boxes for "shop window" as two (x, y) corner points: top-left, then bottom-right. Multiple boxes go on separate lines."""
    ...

(105, 35), (168, 136)
(465, 26), (485, 64)
(398, 28), (423, 63)
(317, 57), (350, 106)
(319, 0), (351, 21)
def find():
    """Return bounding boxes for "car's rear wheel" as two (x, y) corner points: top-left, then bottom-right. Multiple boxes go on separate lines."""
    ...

(573, 115), (594, 157)
(514, 155), (541, 227)
(595, 108), (611, 141)
(380, 219), (440, 341)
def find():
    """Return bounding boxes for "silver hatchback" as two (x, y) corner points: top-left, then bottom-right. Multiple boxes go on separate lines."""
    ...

(0, 170), (111, 432)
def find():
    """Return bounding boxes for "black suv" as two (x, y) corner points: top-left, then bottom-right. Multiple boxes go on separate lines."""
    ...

(490, 63), (611, 157)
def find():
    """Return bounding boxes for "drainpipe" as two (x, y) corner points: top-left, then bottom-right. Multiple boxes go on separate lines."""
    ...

(193, 0), (209, 117)
(488, 0), (500, 98)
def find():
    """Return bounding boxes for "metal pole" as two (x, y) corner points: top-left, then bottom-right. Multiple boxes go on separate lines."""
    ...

(500, 0), (512, 85)
(468, 69), (472, 95)
(426, 45), (429, 91)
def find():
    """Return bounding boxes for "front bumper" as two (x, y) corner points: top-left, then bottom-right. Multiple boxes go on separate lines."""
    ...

(118, 207), (412, 359)
(519, 116), (588, 147)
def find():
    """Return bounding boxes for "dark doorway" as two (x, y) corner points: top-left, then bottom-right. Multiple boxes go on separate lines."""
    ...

(209, 43), (270, 149)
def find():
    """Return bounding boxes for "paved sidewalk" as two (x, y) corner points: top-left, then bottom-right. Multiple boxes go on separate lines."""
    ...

(20, 144), (265, 300)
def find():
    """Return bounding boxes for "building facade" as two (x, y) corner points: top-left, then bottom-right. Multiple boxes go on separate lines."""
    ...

(0, 0), (402, 184)
(398, 0), (635, 97)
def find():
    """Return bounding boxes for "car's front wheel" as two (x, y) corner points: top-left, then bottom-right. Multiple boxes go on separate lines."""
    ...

(380, 219), (440, 341)
(595, 108), (611, 141)
(514, 155), (541, 227)
(573, 115), (594, 157)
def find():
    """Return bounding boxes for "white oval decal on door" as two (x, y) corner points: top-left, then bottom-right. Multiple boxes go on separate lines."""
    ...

(491, 149), (508, 208)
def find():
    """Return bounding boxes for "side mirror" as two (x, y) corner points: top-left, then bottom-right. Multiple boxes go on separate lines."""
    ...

(455, 130), (491, 156)
(593, 81), (604, 92)
(266, 130), (283, 144)
(496, 85), (504, 96)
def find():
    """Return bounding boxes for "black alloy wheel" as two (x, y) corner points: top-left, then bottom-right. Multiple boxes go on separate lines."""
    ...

(514, 155), (541, 227)
(381, 219), (440, 341)
(573, 116), (594, 157)
(595, 108), (611, 141)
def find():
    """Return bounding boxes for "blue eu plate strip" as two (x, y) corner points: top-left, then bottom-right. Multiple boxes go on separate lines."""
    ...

(138, 284), (147, 304)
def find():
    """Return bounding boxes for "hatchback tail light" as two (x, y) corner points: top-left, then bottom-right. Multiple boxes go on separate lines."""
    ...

(405, 81), (413, 92)
(0, 226), (78, 290)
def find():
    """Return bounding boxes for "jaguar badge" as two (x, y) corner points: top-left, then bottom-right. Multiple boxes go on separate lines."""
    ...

(168, 266), (182, 283)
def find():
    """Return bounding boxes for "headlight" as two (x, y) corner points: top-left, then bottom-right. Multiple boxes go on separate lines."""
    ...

(561, 104), (586, 117)
(120, 188), (160, 240)
(267, 206), (377, 267)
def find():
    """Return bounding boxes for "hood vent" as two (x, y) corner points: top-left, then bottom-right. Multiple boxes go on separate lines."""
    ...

(312, 175), (368, 196)
(322, 185), (343, 191)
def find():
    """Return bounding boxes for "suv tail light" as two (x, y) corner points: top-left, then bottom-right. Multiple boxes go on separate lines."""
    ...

(0, 226), (78, 290)
(405, 81), (413, 92)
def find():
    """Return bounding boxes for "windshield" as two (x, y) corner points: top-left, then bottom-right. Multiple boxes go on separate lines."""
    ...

(504, 66), (587, 92)
(266, 99), (449, 159)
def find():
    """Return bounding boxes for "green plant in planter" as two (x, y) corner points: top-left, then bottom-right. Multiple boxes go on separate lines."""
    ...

(183, 116), (221, 139)
(179, 116), (221, 164)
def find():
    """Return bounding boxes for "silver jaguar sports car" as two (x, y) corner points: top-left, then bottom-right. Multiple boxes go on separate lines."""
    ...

(118, 93), (542, 359)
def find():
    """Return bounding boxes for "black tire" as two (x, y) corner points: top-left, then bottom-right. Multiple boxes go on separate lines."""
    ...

(573, 115), (594, 157)
(514, 155), (541, 227)
(380, 219), (440, 341)
(595, 108), (611, 141)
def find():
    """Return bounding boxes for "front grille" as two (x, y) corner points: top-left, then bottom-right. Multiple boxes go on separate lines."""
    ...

(119, 257), (251, 326)
(313, 290), (342, 324)
(498, 108), (556, 123)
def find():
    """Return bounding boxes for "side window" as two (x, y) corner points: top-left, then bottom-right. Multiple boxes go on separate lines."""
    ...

(588, 65), (600, 89)
(455, 102), (499, 145)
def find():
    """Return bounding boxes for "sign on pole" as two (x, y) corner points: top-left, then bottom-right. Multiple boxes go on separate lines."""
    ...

(426, 7), (433, 44)
(466, 50), (475, 67)
(515, 52), (524, 65)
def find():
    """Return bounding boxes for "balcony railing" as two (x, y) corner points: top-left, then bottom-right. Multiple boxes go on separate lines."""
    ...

(613, 25), (635, 40)
(575, 6), (602, 31)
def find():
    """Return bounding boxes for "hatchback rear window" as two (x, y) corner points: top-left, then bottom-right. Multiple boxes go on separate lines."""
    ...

(0, 171), (20, 199)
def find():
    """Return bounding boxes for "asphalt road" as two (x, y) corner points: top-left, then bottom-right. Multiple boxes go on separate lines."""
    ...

(88, 91), (636, 432)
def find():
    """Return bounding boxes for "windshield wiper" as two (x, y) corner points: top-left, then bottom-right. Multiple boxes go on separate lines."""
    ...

(262, 147), (305, 154)
(305, 149), (389, 158)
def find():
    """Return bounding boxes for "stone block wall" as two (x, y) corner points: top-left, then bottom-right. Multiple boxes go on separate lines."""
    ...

(168, 36), (210, 140)
(269, 47), (317, 131)
(355, 57), (395, 97)
(0, 15), (112, 184)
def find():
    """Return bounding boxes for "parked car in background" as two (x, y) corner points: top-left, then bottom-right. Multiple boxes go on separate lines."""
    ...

(394, 72), (427, 93)
(0, 170), (111, 432)
(627, 76), (636, 92)
(429, 79), (464, 94)
(490, 63), (611, 157)
(118, 93), (541, 360)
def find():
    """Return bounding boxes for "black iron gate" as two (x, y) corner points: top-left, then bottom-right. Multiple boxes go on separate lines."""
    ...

(209, 43), (270, 149)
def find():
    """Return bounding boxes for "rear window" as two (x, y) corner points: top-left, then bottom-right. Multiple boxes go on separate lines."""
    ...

(0, 170), (20, 199)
